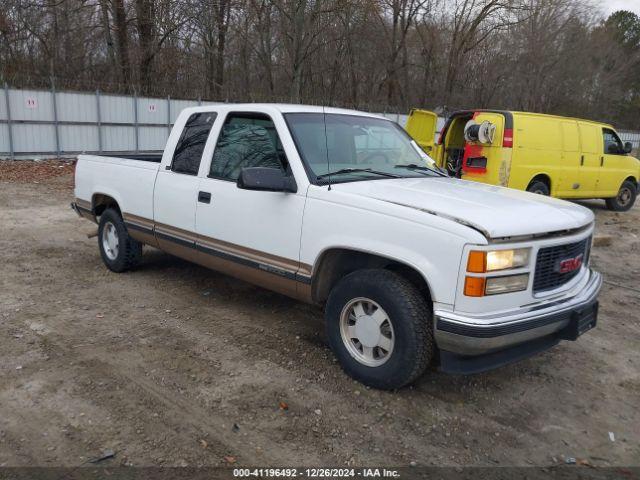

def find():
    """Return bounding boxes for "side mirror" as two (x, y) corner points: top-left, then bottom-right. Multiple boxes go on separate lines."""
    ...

(237, 167), (297, 193)
(624, 142), (633, 154)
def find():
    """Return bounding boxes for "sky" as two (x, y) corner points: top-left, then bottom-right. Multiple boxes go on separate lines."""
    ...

(599, 0), (640, 16)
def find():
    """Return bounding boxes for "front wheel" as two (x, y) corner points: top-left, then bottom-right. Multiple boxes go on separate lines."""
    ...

(98, 208), (142, 272)
(605, 180), (637, 212)
(325, 269), (434, 390)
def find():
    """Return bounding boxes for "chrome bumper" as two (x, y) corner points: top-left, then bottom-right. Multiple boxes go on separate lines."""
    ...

(434, 269), (602, 359)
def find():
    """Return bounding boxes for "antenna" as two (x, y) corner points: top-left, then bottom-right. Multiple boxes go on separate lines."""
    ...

(322, 106), (331, 191)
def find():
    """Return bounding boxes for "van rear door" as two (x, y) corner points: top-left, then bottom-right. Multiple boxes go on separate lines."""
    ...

(461, 112), (508, 186)
(405, 109), (438, 155)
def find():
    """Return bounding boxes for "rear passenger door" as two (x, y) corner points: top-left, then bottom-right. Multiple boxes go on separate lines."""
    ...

(195, 111), (306, 297)
(153, 111), (217, 250)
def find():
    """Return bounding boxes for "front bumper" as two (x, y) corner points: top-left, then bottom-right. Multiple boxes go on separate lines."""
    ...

(434, 269), (602, 374)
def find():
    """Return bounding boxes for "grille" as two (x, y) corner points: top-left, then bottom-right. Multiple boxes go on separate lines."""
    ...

(533, 238), (590, 293)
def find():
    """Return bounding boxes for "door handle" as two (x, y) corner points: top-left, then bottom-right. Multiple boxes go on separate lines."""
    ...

(600, 156), (604, 167)
(198, 191), (211, 203)
(580, 155), (584, 166)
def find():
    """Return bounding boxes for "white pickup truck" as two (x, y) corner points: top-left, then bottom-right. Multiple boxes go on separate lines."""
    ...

(73, 104), (602, 389)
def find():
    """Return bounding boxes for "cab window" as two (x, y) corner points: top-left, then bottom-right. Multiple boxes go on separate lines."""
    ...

(603, 128), (623, 155)
(171, 112), (217, 175)
(209, 113), (288, 181)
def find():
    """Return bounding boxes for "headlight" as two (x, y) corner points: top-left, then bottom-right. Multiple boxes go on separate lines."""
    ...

(467, 248), (530, 273)
(464, 273), (530, 296)
(464, 248), (531, 296)
(485, 274), (529, 295)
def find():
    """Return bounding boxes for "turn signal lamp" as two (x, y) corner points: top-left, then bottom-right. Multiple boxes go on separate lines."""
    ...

(464, 277), (485, 297)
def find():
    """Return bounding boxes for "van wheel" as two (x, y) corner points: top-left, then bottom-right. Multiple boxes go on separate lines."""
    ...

(605, 180), (637, 212)
(98, 208), (142, 272)
(527, 180), (550, 195)
(325, 269), (433, 390)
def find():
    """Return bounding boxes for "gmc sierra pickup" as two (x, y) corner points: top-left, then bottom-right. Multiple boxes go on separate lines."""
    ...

(72, 104), (602, 389)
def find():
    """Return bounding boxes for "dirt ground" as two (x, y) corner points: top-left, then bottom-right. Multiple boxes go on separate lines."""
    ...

(0, 160), (639, 468)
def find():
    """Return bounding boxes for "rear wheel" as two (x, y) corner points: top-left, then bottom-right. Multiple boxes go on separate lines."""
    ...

(325, 269), (433, 390)
(98, 208), (142, 272)
(527, 180), (550, 196)
(605, 180), (636, 212)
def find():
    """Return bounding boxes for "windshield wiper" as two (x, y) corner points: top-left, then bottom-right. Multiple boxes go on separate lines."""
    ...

(394, 164), (447, 176)
(316, 168), (400, 180)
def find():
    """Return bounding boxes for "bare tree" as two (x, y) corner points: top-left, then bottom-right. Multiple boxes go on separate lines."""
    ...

(189, 0), (232, 98)
(442, 0), (522, 105)
(376, 0), (433, 106)
(271, 0), (338, 102)
(2, 0), (639, 129)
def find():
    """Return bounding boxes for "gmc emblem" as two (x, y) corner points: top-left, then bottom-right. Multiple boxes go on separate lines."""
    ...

(557, 253), (583, 274)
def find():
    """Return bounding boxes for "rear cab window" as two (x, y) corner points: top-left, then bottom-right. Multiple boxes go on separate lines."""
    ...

(171, 112), (217, 175)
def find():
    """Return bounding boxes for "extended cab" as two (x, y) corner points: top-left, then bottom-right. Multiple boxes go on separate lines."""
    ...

(73, 104), (602, 389)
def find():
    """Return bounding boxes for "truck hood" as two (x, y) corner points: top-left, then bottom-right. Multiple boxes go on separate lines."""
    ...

(332, 177), (594, 239)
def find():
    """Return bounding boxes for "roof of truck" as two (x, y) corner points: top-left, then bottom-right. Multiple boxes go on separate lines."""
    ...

(182, 103), (387, 119)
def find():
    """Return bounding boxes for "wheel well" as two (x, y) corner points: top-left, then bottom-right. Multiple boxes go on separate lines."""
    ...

(92, 194), (120, 217)
(311, 249), (432, 305)
(528, 174), (551, 190)
(623, 176), (638, 188)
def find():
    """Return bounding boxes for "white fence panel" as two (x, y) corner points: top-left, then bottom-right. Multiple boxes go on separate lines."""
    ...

(57, 91), (98, 122)
(0, 124), (9, 152)
(100, 94), (135, 124)
(1, 85), (638, 159)
(12, 123), (57, 152)
(137, 96), (168, 125)
(60, 125), (99, 152)
(139, 126), (169, 151)
(103, 126), (136, 152)
(9, 89), (55, 122)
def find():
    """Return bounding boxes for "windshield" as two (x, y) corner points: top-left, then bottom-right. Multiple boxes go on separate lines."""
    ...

(284, 113), (442, 184)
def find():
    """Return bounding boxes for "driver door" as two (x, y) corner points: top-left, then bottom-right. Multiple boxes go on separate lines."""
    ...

(195, 111), (307, 298)
(599, 128), (626, 197)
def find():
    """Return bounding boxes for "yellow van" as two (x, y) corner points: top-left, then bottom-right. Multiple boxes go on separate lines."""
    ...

(406, 109), (640, 211)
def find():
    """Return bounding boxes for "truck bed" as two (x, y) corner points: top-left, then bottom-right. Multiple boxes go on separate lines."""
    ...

(100, 153), (163, 163)
(74, 154), (160, 222)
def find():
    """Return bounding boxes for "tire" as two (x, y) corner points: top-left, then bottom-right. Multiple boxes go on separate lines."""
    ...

(527, 180), (550, 196)
(98, 208), (142, 272)
(605, 180), (637, 212)
(325, 269), (434, 390)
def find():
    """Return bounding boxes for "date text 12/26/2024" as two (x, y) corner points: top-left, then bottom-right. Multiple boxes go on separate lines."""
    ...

(233, 468), (400, 478)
